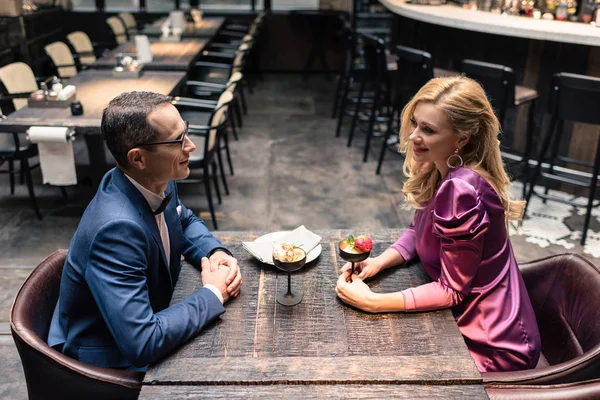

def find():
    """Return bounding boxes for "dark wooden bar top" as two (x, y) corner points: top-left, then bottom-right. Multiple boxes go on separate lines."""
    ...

(141, 230), (486, 399)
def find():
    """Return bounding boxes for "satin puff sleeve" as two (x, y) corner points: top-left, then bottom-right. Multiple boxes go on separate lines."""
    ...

(401, 178), (490, 312)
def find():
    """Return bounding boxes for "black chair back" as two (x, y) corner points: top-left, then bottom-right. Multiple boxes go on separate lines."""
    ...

(461, 59), (516, 122)
(361, 34), (387, 84)
(549, 72), (600, 125)
(394, 44), (434, 103)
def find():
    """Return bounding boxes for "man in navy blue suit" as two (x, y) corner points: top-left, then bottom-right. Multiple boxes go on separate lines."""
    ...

(48, 91), (242, 370)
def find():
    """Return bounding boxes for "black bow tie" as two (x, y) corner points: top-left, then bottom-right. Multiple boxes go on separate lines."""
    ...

(153, 192), (173, 215)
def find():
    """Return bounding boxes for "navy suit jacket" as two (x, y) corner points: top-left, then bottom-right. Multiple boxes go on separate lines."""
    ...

(48, 167), (225, 369)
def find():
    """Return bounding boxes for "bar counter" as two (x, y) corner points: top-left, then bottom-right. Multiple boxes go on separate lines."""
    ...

(380, 0), (600, 46)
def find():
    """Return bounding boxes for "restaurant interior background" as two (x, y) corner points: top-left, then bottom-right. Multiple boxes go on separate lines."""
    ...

(0, 0), (600, 398)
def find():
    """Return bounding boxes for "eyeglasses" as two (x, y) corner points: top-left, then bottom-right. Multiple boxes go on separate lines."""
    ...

(134, 121), (189, 151)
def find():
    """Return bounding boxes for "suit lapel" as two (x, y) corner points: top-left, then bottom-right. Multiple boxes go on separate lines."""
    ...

(112, 168), (173, 288)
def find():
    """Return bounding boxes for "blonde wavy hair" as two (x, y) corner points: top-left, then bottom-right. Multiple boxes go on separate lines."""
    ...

(399, 75), (525, 222)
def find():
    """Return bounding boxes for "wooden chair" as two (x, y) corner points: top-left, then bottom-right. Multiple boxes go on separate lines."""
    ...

(44, 41), (78, 78)
(0, 62), (44, 218)
(175, 91), (235, 230)
(66, 31), (98, 68)
(106, 16), (128, 45)
(118, 12), (138, 38)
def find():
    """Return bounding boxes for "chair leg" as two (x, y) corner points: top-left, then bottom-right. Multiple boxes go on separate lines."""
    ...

(229, 115), (239, 141)
(8, 159), (15, 195)
(22, 157), (42, 220)
(363, 83), (382, 162)
(211, 161), (222, 204)
(543, 119), (563, 202)
(348, 76), (367, 147)
(524, 115), (557, 217)
(215, 148), (230, 195)
(222, 131), (234, 176)
(580, 136), (600, 246)
(203, 168), (218, 230)
(522, 99), (536, 199)
(332, 74), (344, 119)
(239, 86), (248, 115)
(234, 96), (244, 128)
(60, 187), (68, 200)
(335, 71), (352, 138)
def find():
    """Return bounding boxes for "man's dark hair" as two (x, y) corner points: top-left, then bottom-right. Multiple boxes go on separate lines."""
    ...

(101, 91), (172, 166)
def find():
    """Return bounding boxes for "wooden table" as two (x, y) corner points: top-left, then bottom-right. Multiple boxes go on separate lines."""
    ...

(0, 69), (185, 186)
(142, 17), (225, 38)
(140, 230), (487, 399)
(91, 39), (207, 72)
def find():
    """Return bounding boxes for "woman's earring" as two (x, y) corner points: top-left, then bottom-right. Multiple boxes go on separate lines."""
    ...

(446, 148), (464, 169)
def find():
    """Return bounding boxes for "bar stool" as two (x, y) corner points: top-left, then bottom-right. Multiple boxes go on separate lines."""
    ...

(524, 72), (600, 246)
(461, 59), (538, 198)
(376, 45), (434, 175)
(337, 34), (392, 162)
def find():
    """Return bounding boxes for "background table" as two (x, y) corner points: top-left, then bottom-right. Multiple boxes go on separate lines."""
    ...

(142, 17), (225, 38)
(0, 69), (185, 186)
(140, 230), (487, 399)
(91, 40), (207, 72)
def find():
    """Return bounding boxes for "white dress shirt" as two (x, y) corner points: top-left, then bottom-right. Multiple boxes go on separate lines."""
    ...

(124, 174), (223, 303)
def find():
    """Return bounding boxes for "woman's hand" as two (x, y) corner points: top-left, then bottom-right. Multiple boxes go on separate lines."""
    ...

(335, 269), (378, 313)
(339, 257), (383, 280)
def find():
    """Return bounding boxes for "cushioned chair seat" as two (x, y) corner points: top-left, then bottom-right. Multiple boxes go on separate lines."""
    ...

(10, 249), (143, 400)
(482, 253), (600, 386)
(515, 85), (539, 105)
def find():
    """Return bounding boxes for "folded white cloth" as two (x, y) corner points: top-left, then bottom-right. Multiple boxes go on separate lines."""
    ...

(280, 225), (322, 253)
(243, 225), (322, 264)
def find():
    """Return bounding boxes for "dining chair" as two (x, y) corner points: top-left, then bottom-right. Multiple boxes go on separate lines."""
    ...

(175, 91), (235, 230)
(524, 72), (600, 246)
(44, 41), (78, 78)
(182, 71), (244, 139)
(118, 12), (138, 38)
(461, 59), (538, 198)
(186, 41), (251, 115)
(10, 249), (143, 400)
(66, 31), (98, 68)
(106, 16), (128, 45)
(0, 62), (45, 219)
(482, 253), (600, 386)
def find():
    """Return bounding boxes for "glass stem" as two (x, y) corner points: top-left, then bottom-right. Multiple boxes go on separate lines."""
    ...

(287, 271), (292, 295)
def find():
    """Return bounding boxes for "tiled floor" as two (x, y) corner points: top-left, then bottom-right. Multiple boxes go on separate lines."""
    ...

(0, 73), (598, 399)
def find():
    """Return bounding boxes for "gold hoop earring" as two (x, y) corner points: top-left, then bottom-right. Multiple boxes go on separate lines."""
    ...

(446, 148), (464, 169)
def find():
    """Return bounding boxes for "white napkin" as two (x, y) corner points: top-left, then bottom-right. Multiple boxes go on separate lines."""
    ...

(280, 225), (322, 253)
(135, 35), (153, 64)
(27, 126), (76, 186)
(242, 225), (322, 264)
(169, 10), (185, 30)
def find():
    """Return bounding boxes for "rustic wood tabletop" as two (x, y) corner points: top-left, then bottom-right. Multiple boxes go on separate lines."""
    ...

(140, 230), (487, 399)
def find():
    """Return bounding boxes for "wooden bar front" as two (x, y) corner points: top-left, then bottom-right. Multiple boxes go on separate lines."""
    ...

(141, 230), (485, 398)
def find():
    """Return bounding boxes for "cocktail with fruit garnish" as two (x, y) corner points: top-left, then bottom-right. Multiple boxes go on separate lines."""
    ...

(338, 234), (373, 282)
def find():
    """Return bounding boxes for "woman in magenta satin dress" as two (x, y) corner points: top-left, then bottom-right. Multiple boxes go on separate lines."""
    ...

(335, 76), (541, 373)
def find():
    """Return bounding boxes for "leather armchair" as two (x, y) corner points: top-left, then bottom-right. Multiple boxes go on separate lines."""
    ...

(10, 249), (143, 400)
(486, 378), (600, 399)
(483, 253), (600, 386)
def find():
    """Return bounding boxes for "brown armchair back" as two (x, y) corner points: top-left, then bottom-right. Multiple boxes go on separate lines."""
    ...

(483, 253), (600, 385)
(10, 249), (143, 400)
